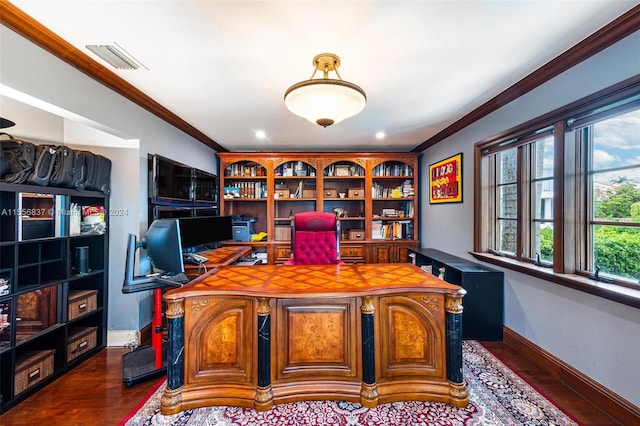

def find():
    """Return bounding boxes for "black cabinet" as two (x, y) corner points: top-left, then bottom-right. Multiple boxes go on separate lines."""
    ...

(0, 183), (108, 413)
(408, 248), (504, 341)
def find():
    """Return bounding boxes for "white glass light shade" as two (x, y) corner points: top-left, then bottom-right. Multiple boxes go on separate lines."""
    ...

(285, 79), (367, 127)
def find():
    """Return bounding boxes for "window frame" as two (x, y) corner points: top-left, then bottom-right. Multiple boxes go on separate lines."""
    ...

(473, 74), (640, 309)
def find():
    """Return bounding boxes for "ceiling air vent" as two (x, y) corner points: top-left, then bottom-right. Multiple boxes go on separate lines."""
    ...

(85, 43), (144, 70)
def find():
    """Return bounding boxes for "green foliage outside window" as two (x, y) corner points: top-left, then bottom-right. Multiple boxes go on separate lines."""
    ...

(593, 183), (640, 280)
(539, 227), (553, 260)
(594, 226), (640, 279)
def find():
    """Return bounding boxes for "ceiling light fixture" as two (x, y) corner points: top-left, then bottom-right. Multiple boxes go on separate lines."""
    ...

(284, 53), (366, 128)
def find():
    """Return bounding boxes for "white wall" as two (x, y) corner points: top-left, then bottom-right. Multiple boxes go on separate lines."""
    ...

(420, 30), (640, 406)
(1, 25), (220, 344)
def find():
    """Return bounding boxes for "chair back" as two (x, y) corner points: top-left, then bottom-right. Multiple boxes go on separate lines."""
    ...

(289, 211), (341, 265)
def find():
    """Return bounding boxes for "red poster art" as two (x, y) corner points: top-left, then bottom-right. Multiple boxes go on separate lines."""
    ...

(429, 153), (462, 203)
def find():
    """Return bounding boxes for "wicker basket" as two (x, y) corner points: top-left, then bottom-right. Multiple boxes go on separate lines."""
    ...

(66, 326), (98, 362)
(14, 349), (55, 395)
(68, 289), (98, 320)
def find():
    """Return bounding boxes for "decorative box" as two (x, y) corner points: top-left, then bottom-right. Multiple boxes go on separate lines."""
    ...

(348, 229), (365, 240)
(67, 326), (98, 362)
(68, 289), (98, 320)
(324, 189), (338, 198)
(274, 189), (290, 199)
(348, 188), (364, 198)
(14, 349), (55, 395)
(302, 189), (316, 198)
(334, 165), (350, 176)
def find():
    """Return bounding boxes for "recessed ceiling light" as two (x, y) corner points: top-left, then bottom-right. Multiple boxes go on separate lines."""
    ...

(376, 131), (385, 140)
(255, 130), (266, 139)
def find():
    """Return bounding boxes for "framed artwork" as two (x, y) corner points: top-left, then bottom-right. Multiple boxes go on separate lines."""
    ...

(429, 153), (463, 204)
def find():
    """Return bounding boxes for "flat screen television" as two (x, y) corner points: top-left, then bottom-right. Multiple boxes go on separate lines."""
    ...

(179, 215), (233, 252)
(193, 169), (218, 205)
(149, 154), (193, 205)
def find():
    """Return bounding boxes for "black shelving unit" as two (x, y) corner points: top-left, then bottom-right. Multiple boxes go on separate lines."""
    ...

(408, 248), (504, 341)
(0, 182), (109, 413)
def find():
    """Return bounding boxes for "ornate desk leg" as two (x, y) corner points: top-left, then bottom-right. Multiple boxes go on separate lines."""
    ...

(162, 298), (185, 415)
(360, 296), (379, 408)
(445, 289), (469, 408)
(255, 297), (273, 411)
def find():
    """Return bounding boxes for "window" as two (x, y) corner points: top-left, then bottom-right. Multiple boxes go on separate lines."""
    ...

(489, 135), (554, 264)
(475, 77), (640, 300)
(577, 108), (640, 283)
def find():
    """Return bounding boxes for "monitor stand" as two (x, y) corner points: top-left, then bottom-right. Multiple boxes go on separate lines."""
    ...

(121, 233), (183, 386)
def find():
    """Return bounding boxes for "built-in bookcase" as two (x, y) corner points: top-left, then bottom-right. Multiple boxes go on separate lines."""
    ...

(218, 152), (420, 264)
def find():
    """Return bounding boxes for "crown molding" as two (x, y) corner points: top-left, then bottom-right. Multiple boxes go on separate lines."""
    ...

(0, 0), (228, 153)
(411, 4), (640, 153)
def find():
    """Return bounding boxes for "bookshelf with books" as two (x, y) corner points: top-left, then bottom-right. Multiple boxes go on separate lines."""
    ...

(217, 152), (420, 264)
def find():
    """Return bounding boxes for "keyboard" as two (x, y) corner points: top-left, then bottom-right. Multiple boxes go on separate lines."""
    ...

(183, 253), (208, 264)
(163, 272), (190, 284)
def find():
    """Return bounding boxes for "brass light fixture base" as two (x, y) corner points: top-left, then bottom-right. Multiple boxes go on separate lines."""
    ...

(313, 53), (341, 75)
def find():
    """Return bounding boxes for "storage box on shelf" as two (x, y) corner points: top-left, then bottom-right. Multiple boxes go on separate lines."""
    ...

(66, 326), (98, 362)
(14, 349), (55, 395)
(67, 289), (98, 321)
(217, 153), (419, 264)
(0, 182), (108, 413)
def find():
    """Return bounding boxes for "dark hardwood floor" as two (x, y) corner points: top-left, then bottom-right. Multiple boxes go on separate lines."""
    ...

(0, 342), (622, 426)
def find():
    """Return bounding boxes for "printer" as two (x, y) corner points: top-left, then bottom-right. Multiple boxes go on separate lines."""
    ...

(232, 216), (256, 242)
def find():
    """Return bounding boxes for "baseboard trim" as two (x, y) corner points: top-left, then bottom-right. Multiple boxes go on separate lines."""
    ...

(139, 322), (152, 346)
(107, 329), (139, 347)
(504, 327), (640, 425)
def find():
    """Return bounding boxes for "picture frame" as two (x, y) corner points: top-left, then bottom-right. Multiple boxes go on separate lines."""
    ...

(429, 153), (462, 204)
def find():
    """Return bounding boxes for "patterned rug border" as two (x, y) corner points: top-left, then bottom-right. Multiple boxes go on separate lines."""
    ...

(476, 342), (583, 425)
(120, 340), (582, 426)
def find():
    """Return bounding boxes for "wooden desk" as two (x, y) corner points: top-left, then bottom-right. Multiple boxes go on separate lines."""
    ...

(183, 245), (252, 279)
(162, 263), (468, 414)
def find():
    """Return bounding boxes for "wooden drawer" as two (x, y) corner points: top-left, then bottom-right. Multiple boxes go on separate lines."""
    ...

(340, 245), (366, 262)
(14, 349), (55, 395)
(323, 189), (337, 198)
(68, 289), (98, 320)
(275, 246), (291, 262)
(67, 326), (98, 362)
(302, 189), (316, 198)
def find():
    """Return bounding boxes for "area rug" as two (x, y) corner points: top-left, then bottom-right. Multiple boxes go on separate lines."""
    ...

(121, 341), (580, 425)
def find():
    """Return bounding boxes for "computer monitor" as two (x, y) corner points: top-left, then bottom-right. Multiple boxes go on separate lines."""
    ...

(145, 218), (185, 275)
(179, 215), (233, 252)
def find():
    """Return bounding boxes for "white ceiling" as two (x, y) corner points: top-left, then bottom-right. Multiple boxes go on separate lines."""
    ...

(9, 1), (638, 152)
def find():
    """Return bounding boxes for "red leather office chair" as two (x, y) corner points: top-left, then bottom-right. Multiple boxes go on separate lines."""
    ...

(284, 211), (344, 265)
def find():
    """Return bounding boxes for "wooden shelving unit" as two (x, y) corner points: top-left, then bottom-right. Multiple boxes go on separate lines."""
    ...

(218, 152), (420, 264)
(0, 183), (109, 413)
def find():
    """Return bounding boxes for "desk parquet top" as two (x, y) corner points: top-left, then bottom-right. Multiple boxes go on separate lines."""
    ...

(165, 263), (463, 300)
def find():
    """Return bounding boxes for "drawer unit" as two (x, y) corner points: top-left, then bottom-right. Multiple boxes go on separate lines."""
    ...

(323, 189), (338, 198)
(340, 245), (366, 263)
(68, 289), (98, 320)
(273, 245), (292, 263)
(66, 326), (98, 362)
(14, 350), (55, 395)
